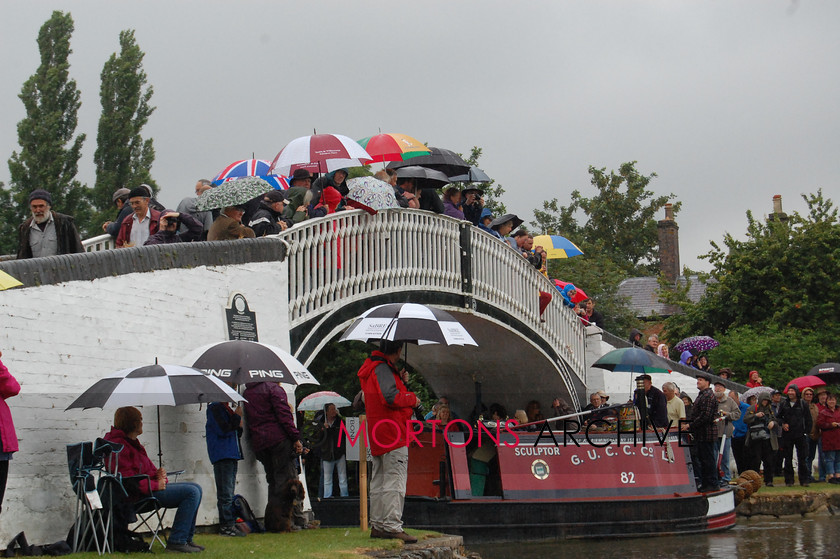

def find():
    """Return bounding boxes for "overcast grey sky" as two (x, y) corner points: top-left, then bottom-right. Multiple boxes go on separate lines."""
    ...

(1, 1), (837, 271)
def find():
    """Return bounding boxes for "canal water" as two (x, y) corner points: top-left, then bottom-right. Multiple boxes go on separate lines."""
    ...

(470, 517), (840, 558)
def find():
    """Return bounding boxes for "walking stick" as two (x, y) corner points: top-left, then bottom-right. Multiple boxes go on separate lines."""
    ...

(359, 414), (368, 532)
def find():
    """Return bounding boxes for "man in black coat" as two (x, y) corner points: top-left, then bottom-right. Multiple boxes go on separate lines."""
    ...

(17, 189), (84, 259)
(633, 374), (669, 429)
(248, 190), (291, 237)
(778, 384), (813, 487)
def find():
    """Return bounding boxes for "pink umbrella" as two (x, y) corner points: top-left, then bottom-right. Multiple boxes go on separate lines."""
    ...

(783, 375), (827, 394)
(268, 133), (372, 176)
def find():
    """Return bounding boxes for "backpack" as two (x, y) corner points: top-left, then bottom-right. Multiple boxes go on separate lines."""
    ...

(232, 494), (265, 533)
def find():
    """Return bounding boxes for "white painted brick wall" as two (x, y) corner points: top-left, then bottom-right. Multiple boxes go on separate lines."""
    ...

(0, 261), (292, 544)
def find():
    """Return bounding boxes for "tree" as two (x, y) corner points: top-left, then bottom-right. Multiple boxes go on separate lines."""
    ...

(530, 161), (677, 334)
(92, 29), (156, 223)
(5, 11), (89, 241)
(662, 190), (840, 386)
(533, 161), (677, 277)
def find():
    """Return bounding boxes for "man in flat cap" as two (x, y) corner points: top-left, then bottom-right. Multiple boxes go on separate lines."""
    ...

(248, 190), (291, 237)
(102, 187), (133, 239)
(116, 186), (162, 247)
(633, 374), (668, 428)
(17, 189), (83, 259)
(689, 373), (720, 491)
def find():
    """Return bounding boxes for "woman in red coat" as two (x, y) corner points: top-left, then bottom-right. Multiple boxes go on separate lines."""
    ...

(104, 407), (204, 552)
(0, 351), (20, 516)
(817, 393), (840, 484)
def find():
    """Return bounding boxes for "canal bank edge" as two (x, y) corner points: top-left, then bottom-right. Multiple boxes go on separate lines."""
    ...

(365, 535), (481, 559)
(738, 491), (840, 518)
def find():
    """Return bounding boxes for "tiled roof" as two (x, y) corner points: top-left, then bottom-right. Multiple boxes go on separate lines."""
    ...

(617, 275), (710, 318)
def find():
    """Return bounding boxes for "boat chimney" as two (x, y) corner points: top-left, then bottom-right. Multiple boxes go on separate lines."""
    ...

(657, 203), (679, 285)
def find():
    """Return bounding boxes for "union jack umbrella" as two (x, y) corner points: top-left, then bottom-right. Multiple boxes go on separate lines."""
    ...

(269, 133), (372, 176)
(212, 159), (290, 190)
(339, 303), (477, 346)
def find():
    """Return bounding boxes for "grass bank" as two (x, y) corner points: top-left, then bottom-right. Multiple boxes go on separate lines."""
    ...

(72, 528), (437, 559)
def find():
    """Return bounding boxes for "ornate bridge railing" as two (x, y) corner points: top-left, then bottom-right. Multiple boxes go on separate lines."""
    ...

(278, 209), (586, 387)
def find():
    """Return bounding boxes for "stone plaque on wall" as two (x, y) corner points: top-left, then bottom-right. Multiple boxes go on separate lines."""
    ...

(225, 292), (258, 341)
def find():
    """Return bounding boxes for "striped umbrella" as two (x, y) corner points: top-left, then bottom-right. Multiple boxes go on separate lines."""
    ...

(339, 303), (477, 346)
(532, 235), (584, 259)
(357, 133), (430, 163)
(269, 133), (372, 176)
(212, 159), (290, 191)
(66, 363), (244, 410)
(66, 363), (245, 466)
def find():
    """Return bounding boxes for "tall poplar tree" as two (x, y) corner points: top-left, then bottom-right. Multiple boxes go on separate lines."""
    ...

(6, 11), (89, 242)
(93, 29), (156, 219)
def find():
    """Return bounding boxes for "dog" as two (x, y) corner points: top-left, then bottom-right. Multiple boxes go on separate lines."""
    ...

(265, 478), (305, 532)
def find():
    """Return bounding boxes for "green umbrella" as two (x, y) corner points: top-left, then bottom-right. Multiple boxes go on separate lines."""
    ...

(592, 347), (672, 374)
(195, 176), (274, 211)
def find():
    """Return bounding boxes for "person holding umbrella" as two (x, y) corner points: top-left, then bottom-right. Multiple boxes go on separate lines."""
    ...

(104, 407), (204, 553)
(242, 381), (304, 532)
(357, 340), (420, 544)
(314, 403), (348, 499)
(205, 399), (245, 537)
(208, 206), (256, 241)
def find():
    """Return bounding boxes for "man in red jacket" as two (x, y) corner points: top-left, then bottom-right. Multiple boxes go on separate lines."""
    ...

(358, 340), (419, 543)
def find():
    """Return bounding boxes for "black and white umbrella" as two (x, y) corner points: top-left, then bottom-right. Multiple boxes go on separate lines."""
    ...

(339, 303), (477, 346)
(66, 363), (245, 410)
(184, 340), (319, 386)
(66, 363), (245, 467)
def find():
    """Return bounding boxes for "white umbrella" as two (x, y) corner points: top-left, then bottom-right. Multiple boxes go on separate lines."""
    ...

(346, 176), (400, 214)
(339, 303), (477, 346)
(66, 363), (245, 466)
(269, 133), (372, 176)
(66, 363), (244, 410)
(297, 391), (352, 411)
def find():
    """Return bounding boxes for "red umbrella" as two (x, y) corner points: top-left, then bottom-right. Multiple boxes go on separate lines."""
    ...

(553, 280), (587, 303)
(783, 375), (827, 394)
(269, 133), (372, 176)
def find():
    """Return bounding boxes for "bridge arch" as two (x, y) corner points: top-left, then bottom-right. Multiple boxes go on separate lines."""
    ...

(278, 210), (587, 409)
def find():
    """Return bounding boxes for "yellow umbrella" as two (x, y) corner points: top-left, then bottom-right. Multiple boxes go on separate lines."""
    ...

(532, 234), (584, 259)
(0, 270), (23, 290)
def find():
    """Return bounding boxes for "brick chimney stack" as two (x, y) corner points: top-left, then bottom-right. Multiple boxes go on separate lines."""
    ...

(768, 194), (789, 222)
(657, 203), (680, 285)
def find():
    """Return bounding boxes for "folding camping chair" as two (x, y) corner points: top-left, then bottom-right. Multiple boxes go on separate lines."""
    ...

(67, 442), (108, 555)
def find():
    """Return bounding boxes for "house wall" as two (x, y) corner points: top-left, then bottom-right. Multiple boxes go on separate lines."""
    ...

(0, 261), (289, 544)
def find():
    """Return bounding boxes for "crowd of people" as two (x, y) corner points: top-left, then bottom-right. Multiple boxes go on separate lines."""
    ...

(14, 177), (606, 332)
(621, 328), (840, 491)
